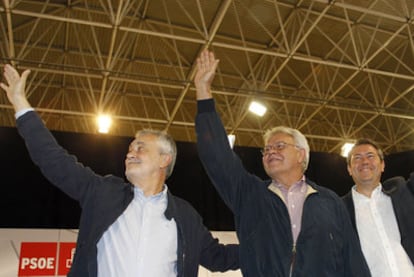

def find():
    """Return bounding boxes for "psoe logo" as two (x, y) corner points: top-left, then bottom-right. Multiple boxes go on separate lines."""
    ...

(18, 242), (76, 276)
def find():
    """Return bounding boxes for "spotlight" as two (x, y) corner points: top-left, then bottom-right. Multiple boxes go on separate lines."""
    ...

(341, 142), (355, 158)
(97, 114), (112, 134)
(228, 134), (236, 149)
(248, 101), (267, 116)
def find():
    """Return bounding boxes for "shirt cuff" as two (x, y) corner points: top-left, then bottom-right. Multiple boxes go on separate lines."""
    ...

(15, 108), (35, 119)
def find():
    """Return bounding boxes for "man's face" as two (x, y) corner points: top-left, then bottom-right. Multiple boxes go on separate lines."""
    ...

(347, 144), (384, 188)
(262, 133), (304, 179)
(125, 134), (166, 183)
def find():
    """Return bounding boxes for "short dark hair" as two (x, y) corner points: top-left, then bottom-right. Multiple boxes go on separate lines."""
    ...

(347, 138), (384, 165)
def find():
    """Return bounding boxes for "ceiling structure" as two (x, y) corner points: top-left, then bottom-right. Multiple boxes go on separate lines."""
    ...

(1, 0), (414, 155)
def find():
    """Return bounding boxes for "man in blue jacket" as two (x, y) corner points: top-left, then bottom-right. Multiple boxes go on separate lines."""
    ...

(194, 49), (370, 277)
(343, 138), (414, 276)
(1, 64), (239, 277)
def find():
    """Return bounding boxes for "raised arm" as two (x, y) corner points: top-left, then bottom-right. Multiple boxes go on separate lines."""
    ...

(0, 64), (32, 112)
(1, 64), (106, 205)
(194, 50), (262, 214)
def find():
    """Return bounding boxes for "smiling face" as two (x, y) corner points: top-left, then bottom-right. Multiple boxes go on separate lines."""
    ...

(262, 133), (305, 181)
(347, 144), (385, 189)
(124, 133), (170, 186)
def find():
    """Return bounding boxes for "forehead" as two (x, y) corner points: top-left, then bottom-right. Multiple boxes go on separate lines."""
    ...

(130, 133), (158, 145)
(351, 144), (379, 155)
(266, 132), (294, 143)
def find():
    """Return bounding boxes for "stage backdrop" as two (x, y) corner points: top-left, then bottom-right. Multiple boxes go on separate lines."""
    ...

(0, 125), (413, 230)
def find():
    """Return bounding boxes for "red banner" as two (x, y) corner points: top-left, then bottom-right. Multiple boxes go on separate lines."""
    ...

(18, 242), (76, 276)
(57, 243), (76, 276)
(18, 242), (57, 276)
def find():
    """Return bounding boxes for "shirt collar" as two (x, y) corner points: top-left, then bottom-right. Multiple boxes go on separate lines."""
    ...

(134, 184), (168, 202)
(352, 183), (382, 200)
(273, 175), (307, 193)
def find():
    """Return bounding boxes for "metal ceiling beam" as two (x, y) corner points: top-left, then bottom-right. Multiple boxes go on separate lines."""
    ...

(3, 0), (15, 61)
(1, 1), (413, 153)
(2, 62), (412, 122)
(230, 1), (336, 133)
(163, 0), (232, 131)
(299, 21), (409, 130)
(4, 7), (414, 82)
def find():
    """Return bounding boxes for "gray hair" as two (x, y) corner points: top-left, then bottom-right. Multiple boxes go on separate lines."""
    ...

(135, 129), (177, 178)
(263, 126), (310, 171)
(346, 138), (384, 165)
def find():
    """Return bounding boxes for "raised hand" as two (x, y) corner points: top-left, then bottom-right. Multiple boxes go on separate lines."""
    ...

(0, 64), (32, 112)
(194, 50), (219, 100)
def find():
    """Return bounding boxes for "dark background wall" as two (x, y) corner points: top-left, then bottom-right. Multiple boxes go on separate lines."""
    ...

(1, 126), (413, 230)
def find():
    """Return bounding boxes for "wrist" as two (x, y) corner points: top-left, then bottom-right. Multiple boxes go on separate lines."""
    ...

(195, 84), (212, 100)
(13, 99), (32, 112)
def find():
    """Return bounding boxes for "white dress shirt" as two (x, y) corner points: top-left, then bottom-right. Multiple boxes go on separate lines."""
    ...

(352, 185), (414, 277)
(97, 185), (177, 277)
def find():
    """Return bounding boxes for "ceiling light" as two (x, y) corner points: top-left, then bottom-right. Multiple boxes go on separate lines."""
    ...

(341, 142), (355, 158)
(228, 134), (236, 149)
(97, 114), (112, 134)
(249, 101), (267, 116)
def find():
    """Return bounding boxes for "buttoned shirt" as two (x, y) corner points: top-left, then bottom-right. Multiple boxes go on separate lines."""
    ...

(271, 177), (307, 244)
(97, 185), (177, 277)
(352, 185), (414, 277)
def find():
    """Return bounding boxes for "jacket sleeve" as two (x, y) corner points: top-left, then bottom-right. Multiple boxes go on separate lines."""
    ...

(16, 111), (102, 207)
(195, 99), (261, 214)
(198, 226), (239, 272)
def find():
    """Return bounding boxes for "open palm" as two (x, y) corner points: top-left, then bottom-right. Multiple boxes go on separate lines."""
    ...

(0, 65), (30, 106)
(194, 50), (219, 89)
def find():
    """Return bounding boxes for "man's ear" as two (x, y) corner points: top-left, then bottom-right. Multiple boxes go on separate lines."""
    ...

(347, 164), (352, 176)
(160, 153), (172, 169)
(298, 148), (306, 164)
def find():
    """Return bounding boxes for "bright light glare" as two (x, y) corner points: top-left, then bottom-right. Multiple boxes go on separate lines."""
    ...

(97, 114), (112, 134)
(341, 142), (355, 158)
(228, 134), (236, 149)
(248, 101), (267, 116)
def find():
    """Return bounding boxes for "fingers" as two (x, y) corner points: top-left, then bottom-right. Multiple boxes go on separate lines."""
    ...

(20, 69), (31, 83)
(1, 64), (31, 88)
(198, 50), (218, 68)
(0, 82), (6, 92)
(0, 65), (11, 92)
(196, 50), (219, 78)
(194, 49), (219, 96)
(3, 64), (19, 85)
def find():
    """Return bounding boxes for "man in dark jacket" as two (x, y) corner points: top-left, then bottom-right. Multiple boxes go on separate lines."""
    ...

(0, 64), (239, 277)
(343, 138), (414, 276)
(193, 49), (370, 276)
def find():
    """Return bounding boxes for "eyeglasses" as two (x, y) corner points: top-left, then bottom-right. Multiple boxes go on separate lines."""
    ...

(261, 142), (300, 156)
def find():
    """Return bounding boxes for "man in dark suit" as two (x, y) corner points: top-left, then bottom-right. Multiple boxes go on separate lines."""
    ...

(343, 138), (414, 276)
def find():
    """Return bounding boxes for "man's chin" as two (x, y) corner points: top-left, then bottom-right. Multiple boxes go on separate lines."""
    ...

(358, 177), (378, 186)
